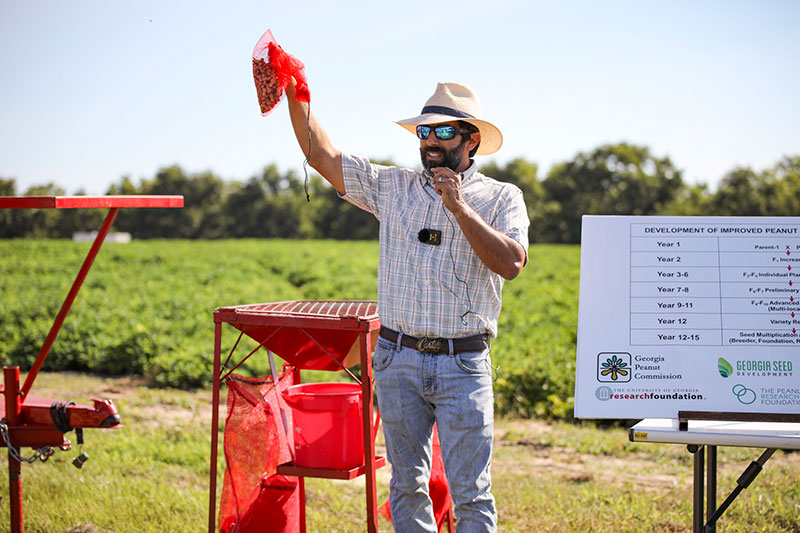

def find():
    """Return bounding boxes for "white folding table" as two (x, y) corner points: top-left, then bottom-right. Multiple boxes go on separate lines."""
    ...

(629, 418), (800, 532)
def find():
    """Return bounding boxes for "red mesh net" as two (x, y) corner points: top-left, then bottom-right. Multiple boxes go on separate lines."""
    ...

(378, 424), (453, 530)
(219, 372), (299, 532)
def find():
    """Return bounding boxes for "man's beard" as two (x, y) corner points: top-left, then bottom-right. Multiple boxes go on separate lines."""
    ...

(420, 141), (466, 171)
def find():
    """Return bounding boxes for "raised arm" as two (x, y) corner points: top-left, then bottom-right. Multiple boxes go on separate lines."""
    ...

(286, 80), (344, 194)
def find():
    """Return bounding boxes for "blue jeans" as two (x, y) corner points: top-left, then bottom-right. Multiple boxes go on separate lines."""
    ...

(373, 336), (497, 532)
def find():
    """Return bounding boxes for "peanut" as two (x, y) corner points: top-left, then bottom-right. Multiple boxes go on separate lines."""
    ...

(252, 58), (282, 114)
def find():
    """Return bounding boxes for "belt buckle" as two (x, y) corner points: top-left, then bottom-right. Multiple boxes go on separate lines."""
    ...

(416, 337), (443, 354)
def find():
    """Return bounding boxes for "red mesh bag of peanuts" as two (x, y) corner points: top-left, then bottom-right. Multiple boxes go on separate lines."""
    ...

(252, 29), (310, 116)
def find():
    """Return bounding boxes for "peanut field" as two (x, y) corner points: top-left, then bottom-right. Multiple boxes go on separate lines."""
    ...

(0, 239), (579, 419)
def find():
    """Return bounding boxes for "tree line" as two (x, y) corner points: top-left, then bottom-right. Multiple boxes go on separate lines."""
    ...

(2, 143), (798, 244)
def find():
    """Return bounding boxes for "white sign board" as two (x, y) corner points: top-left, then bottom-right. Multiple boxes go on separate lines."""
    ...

(575, 216), (800, 419)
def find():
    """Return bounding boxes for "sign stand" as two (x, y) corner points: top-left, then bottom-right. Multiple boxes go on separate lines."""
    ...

(685, 441), (777, 533)
(629, 416), (800, 533)
(669, 410), (800, 532)
(677, 411), (800, 431)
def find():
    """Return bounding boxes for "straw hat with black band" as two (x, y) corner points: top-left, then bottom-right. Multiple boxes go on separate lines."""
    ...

(395, 82), (503, 156)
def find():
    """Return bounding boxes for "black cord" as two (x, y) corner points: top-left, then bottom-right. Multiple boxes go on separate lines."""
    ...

(423, 168), (476, 326)
(303, 101), (311, 202)
(441, 202), (475, 326)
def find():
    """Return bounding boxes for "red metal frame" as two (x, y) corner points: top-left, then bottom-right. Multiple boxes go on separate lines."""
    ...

(0, 195), (183, 209)
(1, 195), (183, 533)
(22, 208), (119, 402)
(209, 300), (384, 532)
(4, 368), (23, 529)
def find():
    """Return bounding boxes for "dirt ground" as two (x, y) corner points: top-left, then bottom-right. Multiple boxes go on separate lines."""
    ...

(31, 373), (800, 497)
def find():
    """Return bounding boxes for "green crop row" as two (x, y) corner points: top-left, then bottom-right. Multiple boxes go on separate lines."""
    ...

(0, 239), (580, 419)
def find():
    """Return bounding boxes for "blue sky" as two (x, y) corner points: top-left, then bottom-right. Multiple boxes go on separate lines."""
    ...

(1, 0), (798, 194)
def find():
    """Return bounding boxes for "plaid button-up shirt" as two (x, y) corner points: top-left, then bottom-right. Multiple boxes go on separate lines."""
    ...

(341, 153), (530, 338)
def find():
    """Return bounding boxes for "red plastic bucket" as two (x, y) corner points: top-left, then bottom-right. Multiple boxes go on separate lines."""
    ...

(280, 382), (364, 470)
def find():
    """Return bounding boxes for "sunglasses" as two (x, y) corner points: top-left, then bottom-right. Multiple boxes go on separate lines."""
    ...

(416, 125), (471, 141)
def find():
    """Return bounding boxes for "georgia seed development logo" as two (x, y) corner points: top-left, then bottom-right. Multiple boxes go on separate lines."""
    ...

(598, 352), (631, 383)
(732, 384), (757, 405)
(718, 357), (733, 378)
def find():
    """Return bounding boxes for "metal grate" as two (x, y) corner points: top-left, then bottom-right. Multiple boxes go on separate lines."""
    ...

(224, 300), (378, 320)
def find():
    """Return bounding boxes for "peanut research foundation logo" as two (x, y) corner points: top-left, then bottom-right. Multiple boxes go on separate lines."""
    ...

(732, 384), (757, 404)
(597, 352), (631, 382)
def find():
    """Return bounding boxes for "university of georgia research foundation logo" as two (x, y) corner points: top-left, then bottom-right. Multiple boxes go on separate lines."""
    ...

(597, 352), (631, 383)
(595, 386), (613, 401)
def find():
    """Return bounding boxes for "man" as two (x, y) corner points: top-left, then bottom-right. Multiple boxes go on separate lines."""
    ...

(287, 80), (529, 532)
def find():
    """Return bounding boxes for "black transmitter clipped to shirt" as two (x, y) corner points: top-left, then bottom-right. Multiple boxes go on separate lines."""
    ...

(418, 229), (442, 246)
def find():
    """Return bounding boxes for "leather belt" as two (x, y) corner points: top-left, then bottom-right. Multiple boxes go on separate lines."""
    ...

(379, 326), (489, 355)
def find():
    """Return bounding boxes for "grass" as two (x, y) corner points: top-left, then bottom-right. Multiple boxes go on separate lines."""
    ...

(0, 373), (797, 532)
(1, 239), (797, 530)
(0, 239), (581, 418)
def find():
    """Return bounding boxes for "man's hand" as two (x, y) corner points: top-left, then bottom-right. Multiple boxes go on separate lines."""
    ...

(430, 167), (467, 216)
